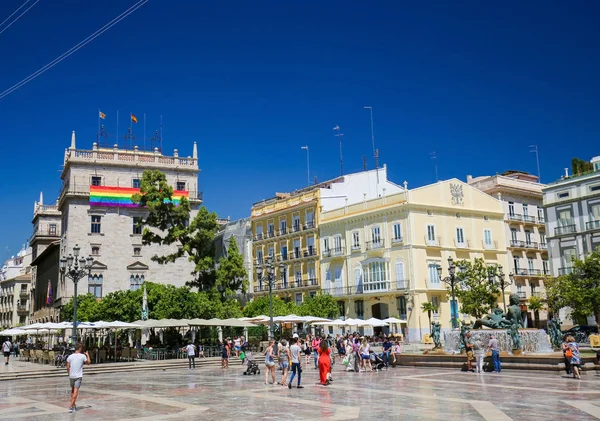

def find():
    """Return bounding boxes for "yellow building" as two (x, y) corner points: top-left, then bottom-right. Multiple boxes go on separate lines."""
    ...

(250, 167), (404, 305)
(319, 178), (509, 340)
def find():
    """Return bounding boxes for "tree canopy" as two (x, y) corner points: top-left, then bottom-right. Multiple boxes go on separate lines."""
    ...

(546, 248), (600, 325)
(451, 258), (501, 319)
(297, 294), (340, 319)
(216, 237), (248, 298)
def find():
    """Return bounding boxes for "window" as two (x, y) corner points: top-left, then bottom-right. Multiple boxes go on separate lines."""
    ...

(538, 208), (544, 221)
(49, 224), (57, 236)
(396, 296), (407, 319)
(91, 215), (101, 233)
(292, 214), (300, 232)
(513, 257), (520, 271)
(176, 181), (186, 191)
(352, 231), (360, 249)
(371, 226), (381, 244)
(295, 293), (303, 306)
(293, 239), (301, 258)
(256, 248), (263, 264)
(558, 209), (573, 226)
(88, 274), (103, 298)
(563, 248), (576, 267)
(294, 266), (302, 284)
(427, 225), (436, 244)
(256, 225), (263, 239)
(393, 223), (402, 242)
(91, 246), (100, 256)
(510, 228), (517, 242)
(334, 266), (343, 294)
(308, 264), (316, 282)
(279, 218), (287, 235)
(305, 209), (314, 228)
(542, 260), (549, 273)
(91, 176), (102, 186)
(540, 233), (546, 245)
(427, 210), (432, 216)
(528, 258), (534, 272)
(525, 230), (532, 244)
(355, 300), (364, 319)
(363, 260), (389, 291)
(557, 191), (569, 199)
(484, 229), (492, 248)
(325, 267), (332, 284)
(590, 185), (600, 192)
(456, 228), (465, 246)
(281, 266), (288, 288)
(354, 267), (363, 293)
(281, 243), (288, 260)
(395, 260), (406, 289)
(333, 235), (342, 252)
(592, 204), (600, 220)
(431, 296), (439, 315)
(307, 236), (315, 255)
(132, 179), (141, 188)
(133, 247), (141, 256)
(337, 301), (345, 319)
(523, 204), (529, 217)
(267, 222), (274, 237)
(309, 291), (316, 298)
(428, 263), (440, 285)
(323, 237), (330, 252)
(129, 274), (145, 291)
(133, 217), (142, 235)
(268, 246), (274, 258)
(508, 202), (515, 216)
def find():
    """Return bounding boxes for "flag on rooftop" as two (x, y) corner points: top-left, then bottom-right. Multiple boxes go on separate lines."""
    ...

(131, 114), (138, 123)
(99, 111), (106, 119)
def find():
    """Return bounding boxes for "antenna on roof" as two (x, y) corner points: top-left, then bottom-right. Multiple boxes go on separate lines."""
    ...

(334, 125), (344, 176)
(363, 155), (367, 171)
(430, 151), (438, 182)
(529, 145), (541, 182)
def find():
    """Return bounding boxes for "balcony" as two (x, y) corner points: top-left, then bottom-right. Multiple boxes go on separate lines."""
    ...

(322, 247), (344, 258)
(253, 233), (264, 241)
(17, 305), (28, 314)
(291, 223), (302, 233)
(514, 268), (543, 277)
(366, 240), (384, 251)
(395, 280), (409, 290)
(539, 243), (548, 250)
(278, 253), (289, 262)
(507, 213), (522, 222)
(454, 239), (470, 249)
(586, 220), (600, 231)
(483, 240), (498, 250)
(303, 247), (317, 258)
(391, 237), (404, 245)
(305, 278), (318, 287)
(278, 227), (288, 236)
(524, 241), (538, 250)
(554, 225), (576, 235)
(558, 267), (574, 275)
(517, 291), (527, 300)
(351, 244), (362, 252)
(19, 291), (28, 300)
(266, 231), (276, 239)
(324, 286), (347, 297)
(537, 217), (546, 224)
(530, 291), (544, 298)
(303, 221), (315, 230)
(425, 236), (441, 247)
(356, 281), (392, 294)
(522, 215), (537, 224)
(509, 240), (525, 248)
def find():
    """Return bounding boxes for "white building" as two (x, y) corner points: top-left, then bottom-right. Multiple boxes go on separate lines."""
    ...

(30, 131), (202, 320)
(468, 171), (549, 326)
(0, 246), (32, 327)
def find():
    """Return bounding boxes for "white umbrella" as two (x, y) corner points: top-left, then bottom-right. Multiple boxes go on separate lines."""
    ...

(21, 323), (47, 330)
(311, 320), (348, 327)
(383, 317), (407, 324)
(220, 318), (257, 328)
(273, 314), (306, 323)
(0, 328), (28, 335)
(104, 321), (141, 328)
(365, 317), (388, 327)
(302, 316), (332, 323)
(344, 318), (370, 327)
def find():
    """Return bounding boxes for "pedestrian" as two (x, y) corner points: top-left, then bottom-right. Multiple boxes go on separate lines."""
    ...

(359, 338), (372, 372)
(392, 341), (402, 364)
(561, 335), (572, 375)
(184, 342), (196, 370)
(66, 343), (91, 413)
(473, 338), (484, 373)
(278, 339), (291, 386)
(264, 340), (276, 385)
(234, 336), (241, 358)
(288, 334), (304, 389)
(382, 336), (392, 369)
(488, 334), (501, 373)
(311, 335), (321, 369)
(3, 338), (12, 365)
(221, 340), (230, 369)
(464, 332), (475, 372)
(317, 338), (331, 385)
(565, 335), (581, 379)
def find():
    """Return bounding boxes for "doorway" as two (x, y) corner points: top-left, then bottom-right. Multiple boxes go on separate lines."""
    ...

(371, 302), (389, 335)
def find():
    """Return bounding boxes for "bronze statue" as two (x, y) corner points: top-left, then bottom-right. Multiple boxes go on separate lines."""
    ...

(505, 293), (524, 328)
(473, 307), (511, 329)
(431, 321), (442, 349)
(459, 321), (472, 351)
(548, 318), (563, 350)
(507, 321), (522, 350)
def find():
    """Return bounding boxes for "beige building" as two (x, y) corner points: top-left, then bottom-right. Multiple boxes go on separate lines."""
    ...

(468, 171), (549, 327)
(0, 247), (32, 328)
(319, 179), (509, 340)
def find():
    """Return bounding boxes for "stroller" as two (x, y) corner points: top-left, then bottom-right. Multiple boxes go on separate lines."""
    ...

(370, 352), (385, 371)
(241, 351), (260, 375)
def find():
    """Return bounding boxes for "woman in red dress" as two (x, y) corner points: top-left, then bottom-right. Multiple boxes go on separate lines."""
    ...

(318, 338), (331, 386)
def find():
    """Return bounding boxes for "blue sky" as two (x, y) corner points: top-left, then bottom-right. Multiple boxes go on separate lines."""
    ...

(1, 1), (599, 257)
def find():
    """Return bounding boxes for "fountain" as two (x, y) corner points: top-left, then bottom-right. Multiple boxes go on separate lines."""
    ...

(443, 329), (553, 354)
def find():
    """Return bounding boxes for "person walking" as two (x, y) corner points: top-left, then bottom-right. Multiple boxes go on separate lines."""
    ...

(66, 343), (91, 413)
(278, 339), (290, 386)
(565, 335), (581, 379)
(317, 339), (331, 385)
(311, 335), (321, 369)
(184, 342), (196, 370)
(264, 340), (276, 385)
(359, 338), (372, 372)
(488, 334), (501, 373)
(3, 338), (12, 365)
(288, 334), (304, 389)
(221, 340), (230, 369)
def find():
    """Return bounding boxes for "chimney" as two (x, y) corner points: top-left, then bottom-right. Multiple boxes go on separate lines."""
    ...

(466, 175), (473, 183)
(564, 168), (569, 178)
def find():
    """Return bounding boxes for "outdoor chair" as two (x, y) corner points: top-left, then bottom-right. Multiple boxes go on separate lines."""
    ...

(48, 351), (55, 364)
(43, 350), (50, 364)
(99, 349), (106, 363)
(35, 350), (43, 364)
(20, 349), (29, 361)
(121, 348), (129, 361)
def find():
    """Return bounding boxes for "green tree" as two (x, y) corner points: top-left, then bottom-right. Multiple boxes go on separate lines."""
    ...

(215, 238), (249, 299)
(421, 301), (438, 334)
(214, 298), (244, 319)
(242, 295), (296, 318)
(60, 293), (100, 322)
(545, 248), (600, 325)
(132, 170), (219, 290)
(528, 296), (545, 328)
(452, 258), (501, 319)
(298, 294), (340, 319)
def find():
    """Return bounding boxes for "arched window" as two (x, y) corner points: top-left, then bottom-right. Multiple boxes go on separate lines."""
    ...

(129, 274), (145, 291)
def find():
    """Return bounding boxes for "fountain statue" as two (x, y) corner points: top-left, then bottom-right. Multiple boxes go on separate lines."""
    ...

(547, 318), (563, 350)
(459, 321), (472, 352)
(431, 321), (442, 349)
(473, 294), (524, 329)
(507, 322), (522, 351)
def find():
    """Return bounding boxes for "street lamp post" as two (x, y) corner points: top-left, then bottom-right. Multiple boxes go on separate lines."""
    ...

(488, 265), (514, 312)
(59, 244), (93, 343)
(255, 255), (282, 340)
(437, 257), (459, 329)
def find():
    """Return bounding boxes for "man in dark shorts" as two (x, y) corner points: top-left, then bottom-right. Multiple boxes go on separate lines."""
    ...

(66, 343), (91, 412)
(464, 332), (475, 372)
(2, 338), (11, 365)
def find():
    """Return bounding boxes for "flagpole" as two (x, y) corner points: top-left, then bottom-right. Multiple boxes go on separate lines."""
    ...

(97, 108), (100, 142)
(143, 113), (146, 151)
(116, 110), (119, 147)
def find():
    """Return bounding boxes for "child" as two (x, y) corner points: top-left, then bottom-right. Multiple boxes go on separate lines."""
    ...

(392, 341), (402, 364)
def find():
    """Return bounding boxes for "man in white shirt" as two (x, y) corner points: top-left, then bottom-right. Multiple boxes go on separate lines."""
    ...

(185, 342), (197, 369)
(66, 343), (91, 413)
(288, 334), (304, 389)
(2, 338), (11, 365)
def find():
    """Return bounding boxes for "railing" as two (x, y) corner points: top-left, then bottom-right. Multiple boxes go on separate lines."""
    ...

(537, 217), (546, 224)
(303, 221), (315, 230)
(531, 291), (543, 298)
(558, 267), (573, 275)
(253, 233), (264, 241)
(517, 291), (526, 299)
(303, 247), (317, 257)
(555, 225), (576, 235)
(454, 239), (470, 249)
(510, 240), (525, 248)
(366, 240), (385, 250)
(396, 280), (409, 290)
(267, 231), (275, 238)
(539, 242), (548, 250)
(17, 305), (27, 313)
(306, 278), (318, 286)
(523, 215), (536, 223)
(60, 181), (202, 202)
(278, 227), (287, 236)
(507, 213), (522, 221)
(19, 291), (28, 299)
(351, 244), (361, 252)
(322, 248), (344, 258)
(425, 236), (441, 247)
(291, 223), (302, 233)
(391, 237), (404, 245)
(68, 147), (198, 167)
(483, 240), (498, 250)
(586, 220), (600, 231)
(514, 269), (528, 276)
(278, 253), (288, 262)
(514, 268), (543, 276)
(524, 241), (538, 249)
(324, 287), (346, 297)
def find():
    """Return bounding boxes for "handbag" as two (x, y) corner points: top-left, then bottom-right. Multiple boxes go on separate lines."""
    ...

(565, 348), (573, 358)
(342, 356), (349, 365)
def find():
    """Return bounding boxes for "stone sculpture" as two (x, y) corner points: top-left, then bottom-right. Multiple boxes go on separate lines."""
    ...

(431, 321), (442, 349)
(547, 318), (563, 350)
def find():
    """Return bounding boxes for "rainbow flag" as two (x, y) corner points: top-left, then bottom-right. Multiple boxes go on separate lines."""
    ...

(89, 185), (188, 208)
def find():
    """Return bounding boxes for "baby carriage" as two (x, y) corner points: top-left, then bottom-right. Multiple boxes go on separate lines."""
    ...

(241, 351), (260, 375)
(371, 352), (385, 371)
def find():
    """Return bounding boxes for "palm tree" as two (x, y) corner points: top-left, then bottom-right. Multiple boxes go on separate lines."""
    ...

(421, 301), (439, 334)
(528, 296), (545, 328)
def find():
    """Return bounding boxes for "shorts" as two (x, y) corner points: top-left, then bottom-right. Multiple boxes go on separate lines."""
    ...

(69, 377), (82, 389)
(467, 351), (474, 361)
(3, 352), (9, 358)
(361, 354), (370, 360)
(234, 346), (241, 351)
(265, 361), (275, 368)
(222, 354), (228, 359)
(280, 361), (289, 370)
(304, 349), (311, 356)
(291, 362), (302, 374)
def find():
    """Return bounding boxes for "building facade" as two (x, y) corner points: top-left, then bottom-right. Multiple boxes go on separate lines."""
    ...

(468, 171), (549, 327)
(0, 247), (32, 327)
(30, 131), (202, 318)
(319, 179), (509, 340)
(543, 156), (600, 274)
(250, 167), (403, 306)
